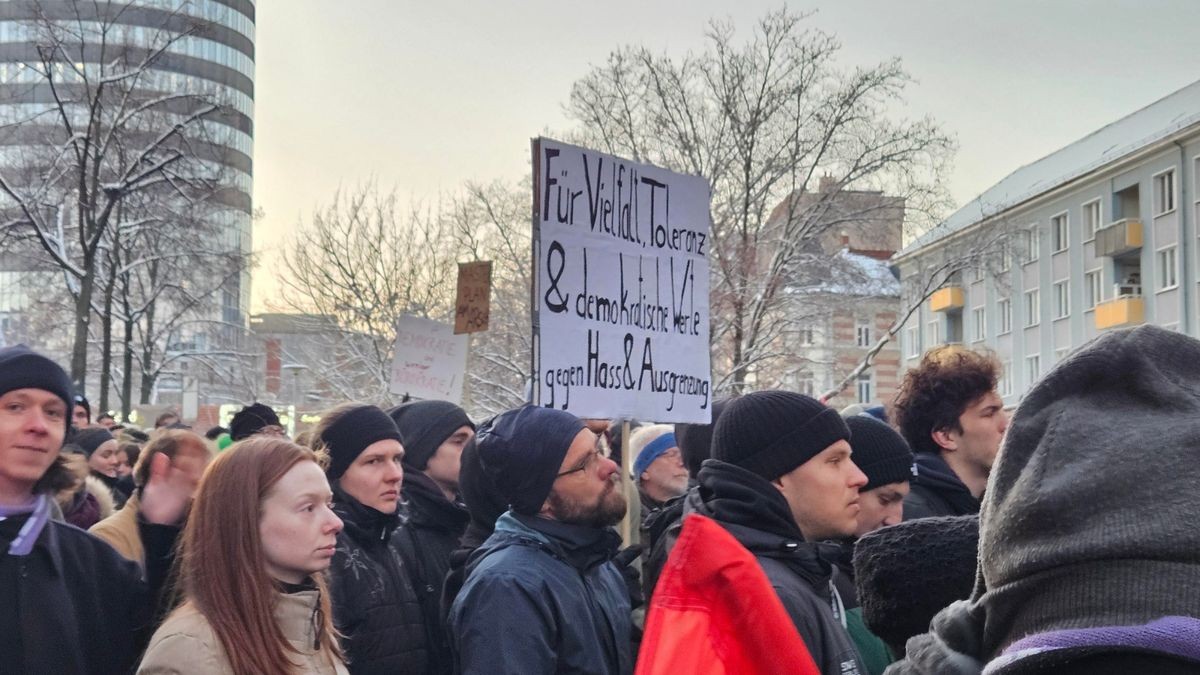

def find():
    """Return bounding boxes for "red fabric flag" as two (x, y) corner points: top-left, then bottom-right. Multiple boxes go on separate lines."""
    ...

(636, 514), (822, 675)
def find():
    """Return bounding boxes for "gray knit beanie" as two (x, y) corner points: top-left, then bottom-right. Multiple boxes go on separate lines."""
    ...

(974, 324), (1200, 658)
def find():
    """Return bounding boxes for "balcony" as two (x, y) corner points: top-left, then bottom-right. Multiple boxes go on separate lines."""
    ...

(1094, 296), (1144, 330)
(930, 286), (965, 313)
(1095, 218), (1143, 258)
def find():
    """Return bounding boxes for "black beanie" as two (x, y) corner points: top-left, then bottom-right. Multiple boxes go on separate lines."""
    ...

(388, 400), (474, 470)
(229, 402), (282, 441)
(321, 405), (404, 481)
(0, 345), (74, 432)
(458, 434), (507, 536)
(73, 427), (115, 457)
(674, 397), (731, 479)
(844, 415), (915, 491)
(476, 405), (585, 515)
(854, 515), (981, 653)
(711, 390), (850, 482)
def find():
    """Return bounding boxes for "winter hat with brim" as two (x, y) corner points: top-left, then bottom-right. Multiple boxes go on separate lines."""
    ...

(0, 345), (74, 432)
(388, 400), (474, 470)
(229, 402), (281, 441)
(711, 390), (849, 482)
(476, 405), (585, 515)
(73, 427), (115, 457)
(973, 324), (1200, 659)
(845, 415), (915, 491)
(322, 405), (404, 481)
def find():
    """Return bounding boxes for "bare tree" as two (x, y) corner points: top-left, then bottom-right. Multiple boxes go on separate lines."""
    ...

(275, 183), (459, 403)
(0, 0), (238, 389)
(565, 8), (956, 395)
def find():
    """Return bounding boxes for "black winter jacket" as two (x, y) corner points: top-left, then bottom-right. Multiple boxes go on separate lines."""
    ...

(449, 512), (632, 675)
(394, 469), (469, 675)
(328, 491), (430, 675)
(0, 504), (177, 674)
(692, 460), (867, 675)
(903, 453), (980, 520)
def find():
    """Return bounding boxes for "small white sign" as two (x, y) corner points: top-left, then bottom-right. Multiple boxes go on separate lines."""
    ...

(389, 315), (468, 404)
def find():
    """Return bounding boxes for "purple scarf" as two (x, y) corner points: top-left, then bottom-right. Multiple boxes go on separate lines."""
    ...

(0, 494), (51, 556)
(986, 616), (1200, 673)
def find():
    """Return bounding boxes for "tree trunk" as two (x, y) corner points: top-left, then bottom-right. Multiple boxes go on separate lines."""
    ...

(70, 269), (95, 391)
(139, 296), (156, 404)
(121, 315), (135, 419)
(98, 264), (116, 412)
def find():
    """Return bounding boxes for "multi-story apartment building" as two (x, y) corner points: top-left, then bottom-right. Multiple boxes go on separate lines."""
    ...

(769, 178), (905, 408)
(895, 79), (1200, 403)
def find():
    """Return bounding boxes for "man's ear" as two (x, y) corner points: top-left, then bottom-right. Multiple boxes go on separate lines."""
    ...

(931, 427), (958, 453)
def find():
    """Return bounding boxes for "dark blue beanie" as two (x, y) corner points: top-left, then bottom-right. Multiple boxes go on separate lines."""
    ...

(0, 345), (74, 432)
(476, 405), (586, 514)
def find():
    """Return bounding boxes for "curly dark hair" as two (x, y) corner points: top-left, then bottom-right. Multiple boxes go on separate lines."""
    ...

(891, 345), (1001, 455)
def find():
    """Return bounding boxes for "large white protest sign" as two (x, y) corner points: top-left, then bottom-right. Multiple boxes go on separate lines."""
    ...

(389, 314), (468, 404)
(532, 138), (712, 424)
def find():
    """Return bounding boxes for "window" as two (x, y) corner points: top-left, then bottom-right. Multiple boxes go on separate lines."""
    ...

(998, 242), (1012, 273)
(1051, 213), (1069, 253)
(798, 328), (814, 346)
(1082, 199), (1102, 241)
(972, 266), (985, 283)
(1025, 289), (1040, 327)
(998, 298), (1012, 334)
(856, 320), (872, 347)
(1157, 246), (1178, 290)
(1024, 227), (1040, 264)
(972, 307), (986, 342)
(906, 325), (919, 358)
(1053, 280), (1070, 319)
(856, 372), (873, 404)
(1026, 354), (1041, 384)
(1154, 169), (1176, 215)
(797, 370), (814, 397)
(1055, 346), (1070, 363)
(1000, 360), (1013, 397)
(928, 319), (941, 346)
(1084, 270), (1102, 310)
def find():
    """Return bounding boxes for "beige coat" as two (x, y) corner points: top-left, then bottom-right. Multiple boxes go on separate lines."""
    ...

(137, 590), (349, 675)
(89, 492), (143, 566)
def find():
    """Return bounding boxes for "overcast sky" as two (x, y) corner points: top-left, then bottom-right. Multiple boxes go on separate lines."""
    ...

(250, 0), (1200, 310)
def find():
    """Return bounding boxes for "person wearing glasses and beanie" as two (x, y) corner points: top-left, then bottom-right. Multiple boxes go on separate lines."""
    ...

(448, 405), (632, 675)
(313, 404), (430, 675)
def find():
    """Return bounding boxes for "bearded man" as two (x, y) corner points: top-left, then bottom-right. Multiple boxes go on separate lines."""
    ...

(448, 405), (631, 675)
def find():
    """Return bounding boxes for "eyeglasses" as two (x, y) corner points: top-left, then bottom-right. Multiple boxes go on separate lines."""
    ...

(556, 447), (604, 478)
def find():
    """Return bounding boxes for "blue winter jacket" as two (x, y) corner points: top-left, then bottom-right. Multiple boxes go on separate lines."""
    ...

(448, 512), (632, 675)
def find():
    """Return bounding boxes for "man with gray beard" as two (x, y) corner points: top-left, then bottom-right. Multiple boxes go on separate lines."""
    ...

(448, 405), (632, 675)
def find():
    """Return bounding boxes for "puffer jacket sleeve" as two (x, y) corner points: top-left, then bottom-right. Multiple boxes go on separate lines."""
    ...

(452, 572), (556, 675)
(884, 601), (985, 675)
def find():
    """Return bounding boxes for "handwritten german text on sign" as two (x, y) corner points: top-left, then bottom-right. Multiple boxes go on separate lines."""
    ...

(390, 314), (467, 404)
(454, 260), (492, 334)
(532, 138), (712, 424)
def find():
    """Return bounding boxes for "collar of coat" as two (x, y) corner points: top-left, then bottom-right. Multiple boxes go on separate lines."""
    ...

(489, 511), (622, 573)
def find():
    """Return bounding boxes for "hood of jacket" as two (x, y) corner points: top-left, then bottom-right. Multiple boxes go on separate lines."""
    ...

(913, 452), (979, 513)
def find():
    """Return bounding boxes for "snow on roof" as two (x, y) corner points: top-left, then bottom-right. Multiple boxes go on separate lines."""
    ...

(898, 78), (1200, 258)
(793, 249), (900, 297)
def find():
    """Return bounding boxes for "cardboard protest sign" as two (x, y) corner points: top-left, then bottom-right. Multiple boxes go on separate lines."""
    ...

(389, 314), (468, 403)
(532, 138), (712, 424)
(454, 260), (492, 334)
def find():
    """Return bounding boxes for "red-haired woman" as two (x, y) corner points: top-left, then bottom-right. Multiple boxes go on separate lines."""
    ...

(138, 437), (348, 675)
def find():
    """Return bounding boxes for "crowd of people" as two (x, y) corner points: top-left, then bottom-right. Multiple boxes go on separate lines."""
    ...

(1, 322), (1198, 674)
